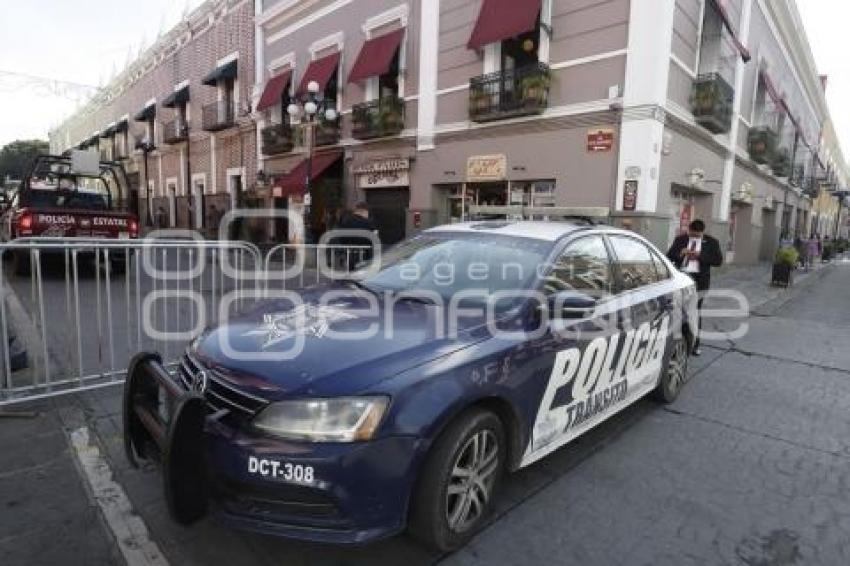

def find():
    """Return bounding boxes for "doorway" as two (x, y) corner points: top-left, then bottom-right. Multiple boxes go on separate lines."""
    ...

(192, 174), (206, 230)
(166, 180), (177, 228)
(365, 188), (410, 246)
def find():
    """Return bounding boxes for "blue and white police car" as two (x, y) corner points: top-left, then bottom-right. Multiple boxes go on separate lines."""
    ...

(124, 220), (699, 551)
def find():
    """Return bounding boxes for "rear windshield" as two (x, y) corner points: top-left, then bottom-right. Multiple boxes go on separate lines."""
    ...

(20, 189), (109, 210)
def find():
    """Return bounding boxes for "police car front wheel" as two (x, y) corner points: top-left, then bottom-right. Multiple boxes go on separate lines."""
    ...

(409, 409), (505, 552)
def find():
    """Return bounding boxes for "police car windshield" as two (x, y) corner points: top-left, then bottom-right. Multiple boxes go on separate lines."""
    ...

(362, 233), (551, 308)
(21, 189), (109, 210)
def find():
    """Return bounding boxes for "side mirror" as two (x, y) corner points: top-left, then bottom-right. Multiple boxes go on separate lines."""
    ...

(547, 290), (598, 319)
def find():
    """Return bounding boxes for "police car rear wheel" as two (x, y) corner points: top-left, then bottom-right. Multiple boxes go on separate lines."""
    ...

(409, 409), (505, 552)
(654, 335), (689, 403)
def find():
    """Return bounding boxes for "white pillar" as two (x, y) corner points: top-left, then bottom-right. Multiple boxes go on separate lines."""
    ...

(719, 0), (754, 222)
(615, 0), (676, 212)
(417, 0), (440, 151)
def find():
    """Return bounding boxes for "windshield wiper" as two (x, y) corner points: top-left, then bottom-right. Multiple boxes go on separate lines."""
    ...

(393, 293), (437, 306)
(341, 279), (381, 296)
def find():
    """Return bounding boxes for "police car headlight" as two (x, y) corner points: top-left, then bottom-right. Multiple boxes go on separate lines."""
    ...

(252, 397), (389, 442)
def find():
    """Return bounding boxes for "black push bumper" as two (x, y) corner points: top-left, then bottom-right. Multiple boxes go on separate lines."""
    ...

(123, 352), (209, 524)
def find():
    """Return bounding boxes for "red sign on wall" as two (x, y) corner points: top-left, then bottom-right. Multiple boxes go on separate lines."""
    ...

(587, 128), (615, 152)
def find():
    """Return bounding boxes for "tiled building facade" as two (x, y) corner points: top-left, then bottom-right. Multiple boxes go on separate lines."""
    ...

(52, 0), (849, 257)
(252, 0), (848, 260)
(50, 0), (257, 237)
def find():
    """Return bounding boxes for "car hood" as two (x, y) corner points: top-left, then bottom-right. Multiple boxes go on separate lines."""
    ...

(193, 284), (492, 399)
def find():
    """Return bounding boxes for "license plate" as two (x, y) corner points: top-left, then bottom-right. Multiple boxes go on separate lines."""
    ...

(247, 456), (315, 484)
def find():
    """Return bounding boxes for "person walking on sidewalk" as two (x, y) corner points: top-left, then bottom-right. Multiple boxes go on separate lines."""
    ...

(804, 236), (819, 271)
(666, 219), (724, 356)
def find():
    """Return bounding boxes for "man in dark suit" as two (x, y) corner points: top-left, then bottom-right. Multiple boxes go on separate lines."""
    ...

(337, 202), (378, 270)
(666, 219), (724, 355)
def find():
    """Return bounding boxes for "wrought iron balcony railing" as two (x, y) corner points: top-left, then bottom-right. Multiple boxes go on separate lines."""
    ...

(202, 101), (235, 132)
(351, 96), (406, 140)
(771, 147), (791, 177)
(690, 73), (734, 134)
(261, 123), (295, 155)
(469, 62), (550, 122)
(747, 126), (778, 165)
(162, 119), (189, 144)
(314, 117), (341, 147)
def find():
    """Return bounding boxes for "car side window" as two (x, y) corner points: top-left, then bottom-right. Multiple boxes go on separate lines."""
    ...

(609, 236), (658, 291)
(651, 251), (671, 280)
(542, 235), (612, 296)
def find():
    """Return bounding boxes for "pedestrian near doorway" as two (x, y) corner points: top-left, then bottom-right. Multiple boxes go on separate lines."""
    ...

(666, 219), (724, 356)
(155, 206), (167, 229)
(337, 202), (378, 270)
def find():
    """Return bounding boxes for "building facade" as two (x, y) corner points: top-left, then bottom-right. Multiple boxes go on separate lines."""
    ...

(51, 0), (848, 255)
(252, 0), (848, 259)
(50, 0), (258, 238)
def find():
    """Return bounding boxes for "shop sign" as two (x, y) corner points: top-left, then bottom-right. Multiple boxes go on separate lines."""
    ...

(355, 158), (410, 189)
(467, 154), (507, 182)
(586, 128), (615, 152)
(622, 180), (638, 211)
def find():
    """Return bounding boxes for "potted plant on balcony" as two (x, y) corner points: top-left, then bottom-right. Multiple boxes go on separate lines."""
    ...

(377, 102), (404, 135)
(747, 126), (777, 164)
(771, 148), (791, 177)
(470, 88), (491, 115)
(520, 72), (550, 109)
(771, 246), (798, 287)
(690, 74), (732, 133)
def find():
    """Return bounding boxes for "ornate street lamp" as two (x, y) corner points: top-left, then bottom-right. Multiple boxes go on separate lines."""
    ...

(137, 139), (156, 227)
(287, 80), (338, 244)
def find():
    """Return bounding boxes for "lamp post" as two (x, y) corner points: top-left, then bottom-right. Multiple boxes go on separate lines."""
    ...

(287, 80), (338, 245)
(138, 139), (155, 227)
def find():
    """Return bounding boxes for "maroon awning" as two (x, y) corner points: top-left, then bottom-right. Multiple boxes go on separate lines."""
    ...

(296, 52), (341, 95)
(760, 71), (782, 105)
(273, 151), (343, 196)
(257, 71), (292, 112)
(709, 0), (751, 62)
(348, 29), (405, 83)
(467, 0), (541, 50)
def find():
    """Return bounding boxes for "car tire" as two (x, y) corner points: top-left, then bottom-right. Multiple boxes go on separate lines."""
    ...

(652, 333), (690, 404)
(408, 408), (505, 552)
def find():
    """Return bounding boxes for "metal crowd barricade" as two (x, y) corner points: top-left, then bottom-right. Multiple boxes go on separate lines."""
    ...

(262, 243), (372, 293)
(0, 237), (263, 406)
(0, 237), (373, 406)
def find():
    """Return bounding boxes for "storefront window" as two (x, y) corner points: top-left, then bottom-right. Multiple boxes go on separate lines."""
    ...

(444, 180), (555, 222)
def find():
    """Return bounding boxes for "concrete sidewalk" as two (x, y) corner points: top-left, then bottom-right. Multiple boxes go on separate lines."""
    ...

(709, 257), (840, 313)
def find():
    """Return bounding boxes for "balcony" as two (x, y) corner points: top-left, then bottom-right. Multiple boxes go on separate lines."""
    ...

(771, 148), (791, 177)
(469, 62), (550, 123)
(134, 138), (156, 152)
(314, 117), (340, 147)
(789, 165), (806, 188)
(202, 101), (235, 132)
(162, 120), (188, 144)
(690, 73), (734, 134)
(351, 96), (406, 140)
(747, 126), (778, 165)
(261, 123), (295, 155)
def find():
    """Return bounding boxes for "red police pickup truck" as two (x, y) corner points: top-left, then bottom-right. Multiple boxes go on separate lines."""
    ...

(0, 153), (139, 275)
